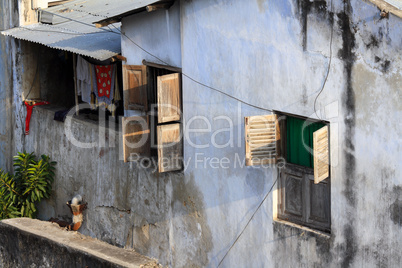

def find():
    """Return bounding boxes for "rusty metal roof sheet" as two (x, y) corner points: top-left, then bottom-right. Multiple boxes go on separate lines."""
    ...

(1, 0), (163, 60)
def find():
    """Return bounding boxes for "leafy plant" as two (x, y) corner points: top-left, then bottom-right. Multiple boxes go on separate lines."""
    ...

(0, 152), (56, 220)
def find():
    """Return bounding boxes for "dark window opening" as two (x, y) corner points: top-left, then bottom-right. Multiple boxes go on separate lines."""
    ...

(277, 113), (331, 233)
(122, 63), (183, 173)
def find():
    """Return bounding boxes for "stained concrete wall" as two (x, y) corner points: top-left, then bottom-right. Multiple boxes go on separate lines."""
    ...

(121, 0), (401, 267)
(1, 0), (401, 267)
(0, 0), (19, 171)
(179, 0), (401, 267)
(0, 0), (44, 171)
(121, 1), (182, 67)
(0, 218), (159, 267)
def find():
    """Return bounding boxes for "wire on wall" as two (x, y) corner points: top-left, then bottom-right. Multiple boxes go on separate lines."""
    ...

(107, 24), (273, 113)
(217, 173), (279, 267)
(31, 6), (330, 266)
(313, 0), (334, 120)
(36, 9), (274, 113)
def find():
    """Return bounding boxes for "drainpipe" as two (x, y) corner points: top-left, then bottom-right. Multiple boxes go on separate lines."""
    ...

(66, 195), (87, 231)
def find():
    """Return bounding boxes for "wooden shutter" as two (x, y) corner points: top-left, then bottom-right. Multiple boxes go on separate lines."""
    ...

(157, 73), (181, 123)
(157, 123), (183, 173)
(122, 116), (150, 162)
(313, 125), (329, 184)
(245, 114), (279, 166)
(123, 65), (148, 112)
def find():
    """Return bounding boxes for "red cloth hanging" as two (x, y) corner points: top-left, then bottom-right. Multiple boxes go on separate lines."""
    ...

(95, 65), (112, 99)
(24, 101), (49, 135)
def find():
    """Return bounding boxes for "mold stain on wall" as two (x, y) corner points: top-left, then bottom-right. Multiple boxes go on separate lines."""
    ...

(170, 173), (213, 267)
(390, 185), (402, 227)
(338, 0), (358, 267)
(297, 0), (331, 51)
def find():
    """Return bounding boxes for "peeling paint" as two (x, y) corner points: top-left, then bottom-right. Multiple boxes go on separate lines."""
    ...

(1, 0), (401, 267)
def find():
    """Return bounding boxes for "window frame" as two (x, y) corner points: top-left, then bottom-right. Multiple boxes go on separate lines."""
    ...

(275, 112), (331, 233)
(121, 63), (183, 173)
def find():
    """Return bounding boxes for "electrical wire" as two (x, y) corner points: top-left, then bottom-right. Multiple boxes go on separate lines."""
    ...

(24, 52), (40, 100)
(38, 3), (335, 116)
(109, 24), (273, 113)
(313, 0), (334, 120)
(25, 6), (321, 265)
(39, 9), (118, 34)
(34, 9), (274, 113)
(17, 48), (40, 148)
(217, 173), (279, 267)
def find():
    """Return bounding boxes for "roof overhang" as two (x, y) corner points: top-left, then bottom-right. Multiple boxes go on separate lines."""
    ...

(0, 0), (172, 60)
(1, 23), (121, 61)
(93, 0), (175, 28)
(367, 0), (402, 18)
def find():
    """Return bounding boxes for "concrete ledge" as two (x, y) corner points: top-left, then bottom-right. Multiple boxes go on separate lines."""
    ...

(0, 218), (159, 268)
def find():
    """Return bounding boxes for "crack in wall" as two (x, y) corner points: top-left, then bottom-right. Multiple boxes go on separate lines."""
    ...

(96, 205), (131, 214)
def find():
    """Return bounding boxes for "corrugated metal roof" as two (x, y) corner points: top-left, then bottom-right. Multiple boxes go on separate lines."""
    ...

(2, 24), (120, 61)
(46, 0), (163, 21)
(1, 0), (163, 60)
(88, 0), (172, 27)
(384, 0), (402, 10)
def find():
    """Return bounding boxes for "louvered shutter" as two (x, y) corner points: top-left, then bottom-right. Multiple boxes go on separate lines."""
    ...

(157, 123), (183, 172)
(245, 114), (279, 166)
(157, 73), (181, 123)
(123, 65), (148, 112)
(122, 116), (150, 162)
(313, 125), (329, 184)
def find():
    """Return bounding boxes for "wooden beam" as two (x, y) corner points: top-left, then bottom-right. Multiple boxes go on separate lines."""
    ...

(146, 2), (174, 12)
(95, 18), (120, 28)
(48, 0), (74, 7)
(142, 60), (182, 73)
(110, 55), (127, 63)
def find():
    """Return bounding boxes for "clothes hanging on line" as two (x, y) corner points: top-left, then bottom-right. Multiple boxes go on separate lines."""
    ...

(75, 56), (121, 115)
(94, 65), (115, 105)
(93, 67), (121, 116)
(76, 55), (94, 104)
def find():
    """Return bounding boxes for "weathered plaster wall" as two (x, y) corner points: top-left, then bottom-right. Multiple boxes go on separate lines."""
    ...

(179, 0), (401, 267)
(20, 0), (39, 26)
(0, 218), (158, 267)
(2, 0), (400, 267)
(0, 0), (42, 170)
(121, 1), (182, 67)
(27, 105), (212, 267)
(0, 0), (19, 171)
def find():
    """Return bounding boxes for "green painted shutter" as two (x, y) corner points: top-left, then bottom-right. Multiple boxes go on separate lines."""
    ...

(286, 117), (325, 168)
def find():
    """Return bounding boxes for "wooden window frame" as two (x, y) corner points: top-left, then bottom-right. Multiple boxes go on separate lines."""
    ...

(122, 64), (183, 173)
(276, 113), (331, 233)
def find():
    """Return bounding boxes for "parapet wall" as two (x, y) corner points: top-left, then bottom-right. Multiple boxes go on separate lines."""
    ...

(0, 218), (159, 268)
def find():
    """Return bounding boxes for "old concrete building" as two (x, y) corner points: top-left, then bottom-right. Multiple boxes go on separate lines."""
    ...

(1, 0), (401, 267)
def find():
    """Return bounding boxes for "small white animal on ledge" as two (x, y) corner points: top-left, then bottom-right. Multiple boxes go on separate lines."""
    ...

(71, 194), (82, 205)
(66, 194), (87, 231)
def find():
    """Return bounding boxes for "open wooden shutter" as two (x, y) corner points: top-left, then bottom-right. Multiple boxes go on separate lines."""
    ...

(122, 116), (150, 162)
(157, 123), (183, 172)
(245, 114), (279, 166)
(313, 125), (329, 184)
(157, 73), (181, 123)
(123, 65), (148, 112)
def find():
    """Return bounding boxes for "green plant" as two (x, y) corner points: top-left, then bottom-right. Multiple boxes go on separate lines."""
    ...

(0, 152), (56, 220)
